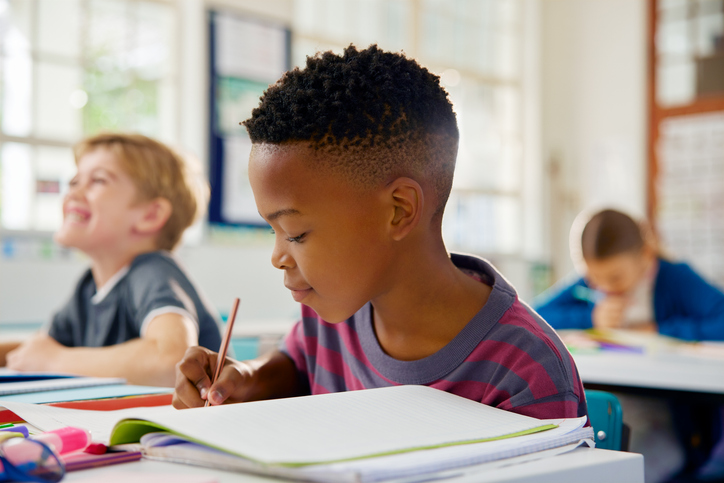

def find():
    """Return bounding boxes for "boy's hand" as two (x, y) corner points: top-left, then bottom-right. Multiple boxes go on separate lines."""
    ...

(6, 334), (64, 372)
(592, 295), (628, 329)
(173, 346), (256, 409)
(630, 321), (658, 333)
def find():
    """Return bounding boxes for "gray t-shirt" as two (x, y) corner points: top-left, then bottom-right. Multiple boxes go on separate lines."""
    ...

(48, 251), (223, 351)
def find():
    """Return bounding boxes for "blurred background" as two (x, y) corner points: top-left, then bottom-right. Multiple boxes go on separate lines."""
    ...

(0, 0), (721, 333)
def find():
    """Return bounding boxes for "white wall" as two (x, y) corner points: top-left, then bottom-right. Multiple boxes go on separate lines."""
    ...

(0, 241), (299, 327)
(0, 254), (87, 325)
(176, 243), (300, 325)
(540, 0), (648, 280)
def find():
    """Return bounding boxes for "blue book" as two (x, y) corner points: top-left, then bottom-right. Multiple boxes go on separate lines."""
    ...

(0, 374), (76, 383)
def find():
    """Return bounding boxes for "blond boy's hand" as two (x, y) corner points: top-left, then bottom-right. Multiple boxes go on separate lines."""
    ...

(6, 334), (64, 372)
(172, 346), (255, 409)
(592, 295), (628, 329)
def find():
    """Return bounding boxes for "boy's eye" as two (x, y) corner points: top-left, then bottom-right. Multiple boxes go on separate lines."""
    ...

(287, 233), (306, 243)
(91, 177), (107, 184)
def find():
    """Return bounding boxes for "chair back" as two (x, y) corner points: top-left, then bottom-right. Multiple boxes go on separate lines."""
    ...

(585, 389), (624, 451)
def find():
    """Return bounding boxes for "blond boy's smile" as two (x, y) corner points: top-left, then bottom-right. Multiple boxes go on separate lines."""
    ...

(64, 207), (91, 223)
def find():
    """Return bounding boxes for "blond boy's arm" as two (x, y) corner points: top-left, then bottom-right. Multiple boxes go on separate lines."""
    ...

(6, 313), (196, 387)
(0, 341), (22, 367)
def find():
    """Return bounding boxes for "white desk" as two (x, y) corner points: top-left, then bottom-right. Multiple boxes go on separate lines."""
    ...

(572, 351), (724, 395)
(61, 447), (644, 483)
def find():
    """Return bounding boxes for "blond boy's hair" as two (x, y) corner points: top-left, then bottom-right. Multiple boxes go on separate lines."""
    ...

(74, 133), (209, 251)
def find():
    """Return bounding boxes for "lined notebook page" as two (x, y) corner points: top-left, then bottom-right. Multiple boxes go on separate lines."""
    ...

(121, 385), (553, 465)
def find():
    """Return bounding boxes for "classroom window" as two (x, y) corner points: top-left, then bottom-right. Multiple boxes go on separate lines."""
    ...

(292, 0), (525, 258)
(655, 0), (724, 107)
(0, 0), (178, 233)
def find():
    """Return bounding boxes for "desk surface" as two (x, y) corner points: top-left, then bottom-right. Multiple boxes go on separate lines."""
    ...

(61, 447), (644, 483)
(572, 350), (724, 394)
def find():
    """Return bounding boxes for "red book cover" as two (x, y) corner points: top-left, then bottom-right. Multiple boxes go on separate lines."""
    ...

(0, 393), (172, 424)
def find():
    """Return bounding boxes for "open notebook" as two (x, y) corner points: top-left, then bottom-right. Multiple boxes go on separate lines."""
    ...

(0, 385), (593, 482)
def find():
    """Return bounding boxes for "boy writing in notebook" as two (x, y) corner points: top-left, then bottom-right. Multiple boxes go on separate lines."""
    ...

(174, 45), (588, 420)
(3, 133), (222, 387)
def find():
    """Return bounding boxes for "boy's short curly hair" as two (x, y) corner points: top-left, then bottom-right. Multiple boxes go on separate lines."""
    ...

(242, 44), (459, 217)
(74, 133), (209, 251)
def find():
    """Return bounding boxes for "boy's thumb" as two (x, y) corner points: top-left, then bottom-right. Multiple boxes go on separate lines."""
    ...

(208, 385), (227, 405)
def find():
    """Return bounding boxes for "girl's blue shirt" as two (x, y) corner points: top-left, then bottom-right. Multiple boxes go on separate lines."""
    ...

(533, 258), (724, 341)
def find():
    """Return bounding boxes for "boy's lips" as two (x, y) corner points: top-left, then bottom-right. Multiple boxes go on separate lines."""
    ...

(286, 285), (312, 302)
(64, 207), (91, 223)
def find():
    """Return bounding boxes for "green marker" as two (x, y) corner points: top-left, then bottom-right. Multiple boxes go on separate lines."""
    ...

(572, 285), (604, 303)
(0, 423), (14, 429)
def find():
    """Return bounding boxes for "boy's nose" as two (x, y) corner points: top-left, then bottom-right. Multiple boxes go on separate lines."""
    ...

(64, 184), (83, 202)
(65, 178), (87, 198)
(271, 240), (295, 271)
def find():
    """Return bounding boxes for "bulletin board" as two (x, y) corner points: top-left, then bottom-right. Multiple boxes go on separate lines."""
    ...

(648, 0), (724, 286)
(207, 11), (291, 226)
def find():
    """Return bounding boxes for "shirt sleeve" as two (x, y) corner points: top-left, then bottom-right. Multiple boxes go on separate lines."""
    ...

(657, 263), (724, 341)
(279, 320), (309, 377)
(47, 305), (76, 347)
(126, 261), (200, 339)
(46, 272), (92, 347)
(279, 317), (312, 396)
(533, 277), (594, 330)
(508, 391), (584, 420)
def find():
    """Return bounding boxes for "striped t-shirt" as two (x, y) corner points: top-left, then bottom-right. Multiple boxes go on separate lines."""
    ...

(281, 253), (588, 420)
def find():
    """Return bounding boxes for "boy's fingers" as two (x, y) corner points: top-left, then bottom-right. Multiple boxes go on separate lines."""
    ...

(607, 295), (628, 307)
(207, 362), (251, 405)
(172, 378), (201, 409)
(173, 347), (216, 409)
(598, 297), (627, 316)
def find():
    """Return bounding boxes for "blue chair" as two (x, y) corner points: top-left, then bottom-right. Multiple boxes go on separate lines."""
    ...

(585, 389), (627, 451)
(230, 337), (260, 361)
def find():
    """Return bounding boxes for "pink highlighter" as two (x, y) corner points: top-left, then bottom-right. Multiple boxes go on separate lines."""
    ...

(32, 427), (91, 455)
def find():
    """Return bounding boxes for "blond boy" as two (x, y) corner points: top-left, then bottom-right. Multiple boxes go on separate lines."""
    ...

(4, 133), (222, 387)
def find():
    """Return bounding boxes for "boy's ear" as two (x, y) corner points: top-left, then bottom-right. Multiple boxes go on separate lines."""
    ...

(386, 177), (423, 241)
(134, 197), (173, 236)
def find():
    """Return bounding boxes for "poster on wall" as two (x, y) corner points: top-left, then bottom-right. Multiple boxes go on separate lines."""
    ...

(656, 111), (724, 287)
(208, 11), (290, 226)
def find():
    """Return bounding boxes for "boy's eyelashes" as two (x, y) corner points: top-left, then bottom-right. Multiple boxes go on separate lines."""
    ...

(287, 233), (306, 243)
(67, 175), (108, 188)
(269, 229), (307, 243)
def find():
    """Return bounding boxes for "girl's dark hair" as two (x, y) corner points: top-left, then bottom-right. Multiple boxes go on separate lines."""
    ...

(581, 209), (644, 260)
